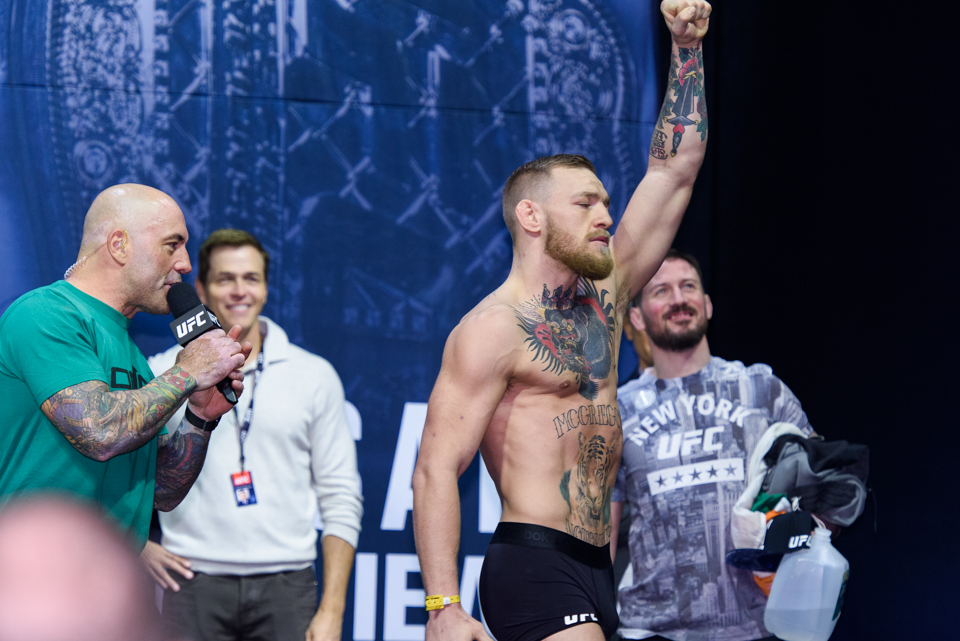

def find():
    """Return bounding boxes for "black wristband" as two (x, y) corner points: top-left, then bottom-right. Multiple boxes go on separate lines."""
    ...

(184, 406), (219, 432)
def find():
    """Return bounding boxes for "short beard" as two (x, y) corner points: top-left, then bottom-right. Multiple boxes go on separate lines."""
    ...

(645, 305), (708, 352)
(544, 221), (613, 281)
(126, 260), (174, 316)
(131, 288), (171, 316)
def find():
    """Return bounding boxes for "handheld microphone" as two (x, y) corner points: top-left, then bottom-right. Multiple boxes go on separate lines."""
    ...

(167, 282), (238, 405)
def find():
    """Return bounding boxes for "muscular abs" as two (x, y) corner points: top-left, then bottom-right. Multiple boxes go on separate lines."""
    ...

(493, 278), (624, 546)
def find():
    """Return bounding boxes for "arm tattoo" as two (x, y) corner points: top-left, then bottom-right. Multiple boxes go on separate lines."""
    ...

(154, 418), (211, 511)
(40, 367), (196, 462)
(652, 43), (706, 159)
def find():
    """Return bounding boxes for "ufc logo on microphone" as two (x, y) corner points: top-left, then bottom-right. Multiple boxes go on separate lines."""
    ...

(175, 312), (207, 338)
(170, 305), (222, 346)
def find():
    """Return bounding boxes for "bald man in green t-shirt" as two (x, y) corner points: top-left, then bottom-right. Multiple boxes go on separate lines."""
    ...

(0, 184), (250, 546)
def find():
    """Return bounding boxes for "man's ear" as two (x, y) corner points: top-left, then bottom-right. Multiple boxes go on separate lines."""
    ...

(628, 305), (647, 332)
(106, 229), (129, 264)
(195, 279), (208, 305)
(514, 199), (544, 235)
(705, 294), (713, 320)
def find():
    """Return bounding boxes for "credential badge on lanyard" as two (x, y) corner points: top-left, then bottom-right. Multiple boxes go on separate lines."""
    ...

(231, 350), (264, 507)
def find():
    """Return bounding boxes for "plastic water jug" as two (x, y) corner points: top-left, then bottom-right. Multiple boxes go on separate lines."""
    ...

(763, 527), (849, 641)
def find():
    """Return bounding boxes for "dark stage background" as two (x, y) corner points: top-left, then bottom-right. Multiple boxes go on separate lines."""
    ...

(681, 2), (959, 639)
(2, 1), (956, 639)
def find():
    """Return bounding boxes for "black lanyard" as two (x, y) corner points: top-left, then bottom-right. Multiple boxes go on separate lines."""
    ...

(231, 350), (265, 471)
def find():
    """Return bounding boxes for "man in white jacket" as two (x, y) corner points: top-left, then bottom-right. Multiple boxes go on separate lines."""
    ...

(140, 229), (363, 641)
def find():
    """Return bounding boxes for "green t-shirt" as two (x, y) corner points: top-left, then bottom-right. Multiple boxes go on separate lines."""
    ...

(0, 281), (159, 546)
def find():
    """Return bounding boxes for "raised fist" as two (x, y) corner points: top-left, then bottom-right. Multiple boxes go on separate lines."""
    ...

(661, 0), (711, 48)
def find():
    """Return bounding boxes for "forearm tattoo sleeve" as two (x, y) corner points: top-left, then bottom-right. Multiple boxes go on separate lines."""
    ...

(40, 367), (196, 461)
(652, 42), (707, 160)
(154, 417), (211, 511)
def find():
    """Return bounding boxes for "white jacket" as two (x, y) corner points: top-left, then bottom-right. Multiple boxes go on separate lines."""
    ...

(149, 316), (363, 575)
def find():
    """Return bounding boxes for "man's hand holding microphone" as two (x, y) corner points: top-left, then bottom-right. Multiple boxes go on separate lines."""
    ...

(167, 282), (251, 422)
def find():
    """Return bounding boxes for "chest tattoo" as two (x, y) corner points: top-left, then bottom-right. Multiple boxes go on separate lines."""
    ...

(513, 280), (616, 401)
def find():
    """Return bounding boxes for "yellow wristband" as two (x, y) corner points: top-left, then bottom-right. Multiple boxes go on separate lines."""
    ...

(425, 594), (460, 611)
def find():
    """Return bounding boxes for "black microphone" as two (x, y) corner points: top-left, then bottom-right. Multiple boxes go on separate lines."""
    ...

(167, 282), (238, 405)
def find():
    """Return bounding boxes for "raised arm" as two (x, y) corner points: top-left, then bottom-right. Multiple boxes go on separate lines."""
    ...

(613, 0), (712, 298)
(413, 313), (513, 641)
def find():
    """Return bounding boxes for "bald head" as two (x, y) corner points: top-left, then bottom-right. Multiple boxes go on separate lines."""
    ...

(0, 496), (160, 641)
(67, 184), (191, 317)
(79, 184), (178, 256)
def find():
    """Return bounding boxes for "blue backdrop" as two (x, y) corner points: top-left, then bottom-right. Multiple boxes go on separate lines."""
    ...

(0, 1), (659, 638)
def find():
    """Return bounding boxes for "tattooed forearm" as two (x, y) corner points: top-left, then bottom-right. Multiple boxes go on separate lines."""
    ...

(154, 418), (211, 511)
(652, 43), (707, 160)
(40, 367), (197, 462)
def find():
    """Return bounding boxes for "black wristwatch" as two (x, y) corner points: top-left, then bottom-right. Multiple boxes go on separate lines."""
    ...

(184, 406), (220, 432)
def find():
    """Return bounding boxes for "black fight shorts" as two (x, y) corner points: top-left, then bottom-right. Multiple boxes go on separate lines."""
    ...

(478, 522), (618, 641)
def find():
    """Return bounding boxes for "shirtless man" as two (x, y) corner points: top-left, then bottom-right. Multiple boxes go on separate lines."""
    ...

(412, 3), (712, 640)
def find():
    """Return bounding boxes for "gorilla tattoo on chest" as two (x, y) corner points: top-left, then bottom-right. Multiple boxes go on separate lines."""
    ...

(514, 279), (616, 400)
